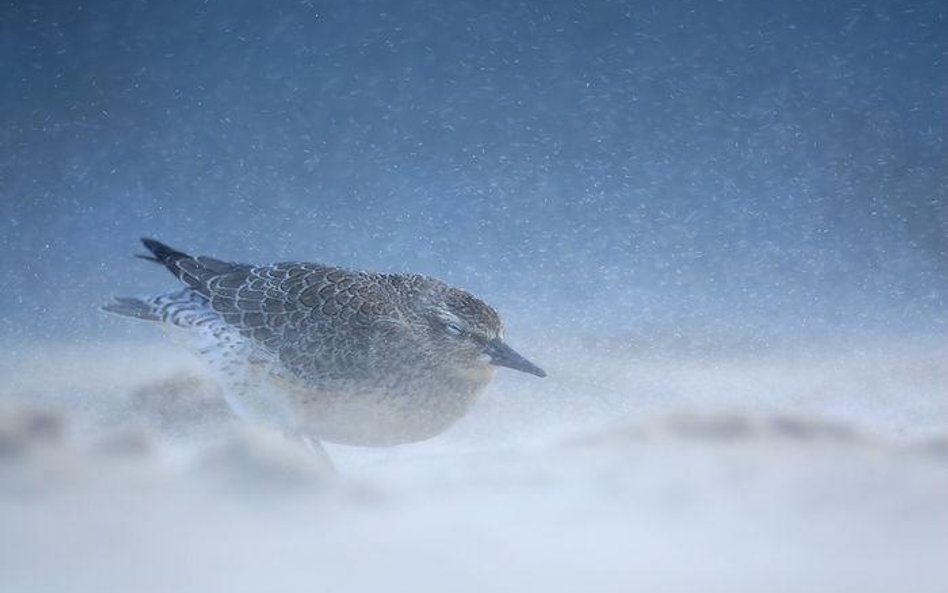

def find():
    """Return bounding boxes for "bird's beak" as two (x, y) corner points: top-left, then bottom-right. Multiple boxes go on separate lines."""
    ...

(484, 338), (547, 378)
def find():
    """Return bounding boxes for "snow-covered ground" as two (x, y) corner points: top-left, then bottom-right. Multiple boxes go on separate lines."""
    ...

(1, 336), (946, 593)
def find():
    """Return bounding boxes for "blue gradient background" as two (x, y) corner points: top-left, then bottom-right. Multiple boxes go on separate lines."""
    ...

(2, 0), (945, 344)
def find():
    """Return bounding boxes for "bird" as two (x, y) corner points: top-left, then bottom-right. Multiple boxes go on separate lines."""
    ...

(103, 238), (546, 450)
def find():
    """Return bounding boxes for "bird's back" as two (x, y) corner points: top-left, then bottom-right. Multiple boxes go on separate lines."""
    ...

(186, 259), (438, 384)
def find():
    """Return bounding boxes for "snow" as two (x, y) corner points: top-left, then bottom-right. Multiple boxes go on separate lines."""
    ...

(1, 0), (945, 590)
(1, 337), (945, 593)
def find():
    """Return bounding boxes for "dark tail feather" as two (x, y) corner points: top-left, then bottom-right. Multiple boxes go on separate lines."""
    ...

(135, 237), (246, 289)
(101, 297), (161, 322)
(139, 238), (190, 266)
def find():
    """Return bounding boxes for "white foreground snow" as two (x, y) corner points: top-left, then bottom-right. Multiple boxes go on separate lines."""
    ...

(0, 336), (946, 593)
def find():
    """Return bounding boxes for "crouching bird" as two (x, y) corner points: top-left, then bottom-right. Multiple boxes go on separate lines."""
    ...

(104, 239), (546, 455)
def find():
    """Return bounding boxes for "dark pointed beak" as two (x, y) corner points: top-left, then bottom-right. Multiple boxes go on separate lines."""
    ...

(484, 338), (547, 378)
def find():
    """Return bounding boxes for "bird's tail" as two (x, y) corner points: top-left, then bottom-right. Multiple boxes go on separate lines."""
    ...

(136, 237), (247, 286)
(101, 297), (162, 322)
(138, 237), (190, 265)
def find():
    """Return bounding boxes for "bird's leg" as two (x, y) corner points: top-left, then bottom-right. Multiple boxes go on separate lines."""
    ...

(301, 433), (336, 473)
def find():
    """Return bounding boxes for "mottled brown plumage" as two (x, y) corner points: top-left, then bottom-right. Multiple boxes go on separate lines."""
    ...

(104, 239), (545, 447)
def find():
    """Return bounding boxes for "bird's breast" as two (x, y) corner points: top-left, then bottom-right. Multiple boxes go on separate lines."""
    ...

(273, 367), (492, 446)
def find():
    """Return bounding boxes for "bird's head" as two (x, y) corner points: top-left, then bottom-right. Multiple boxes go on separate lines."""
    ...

(423, 287), (546, 378)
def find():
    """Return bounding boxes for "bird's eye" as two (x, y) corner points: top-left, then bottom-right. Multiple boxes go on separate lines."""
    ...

(444, 323), (464, 337)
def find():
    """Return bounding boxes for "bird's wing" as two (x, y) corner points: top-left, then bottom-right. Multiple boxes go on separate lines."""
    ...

(200, 262), (402, 383)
